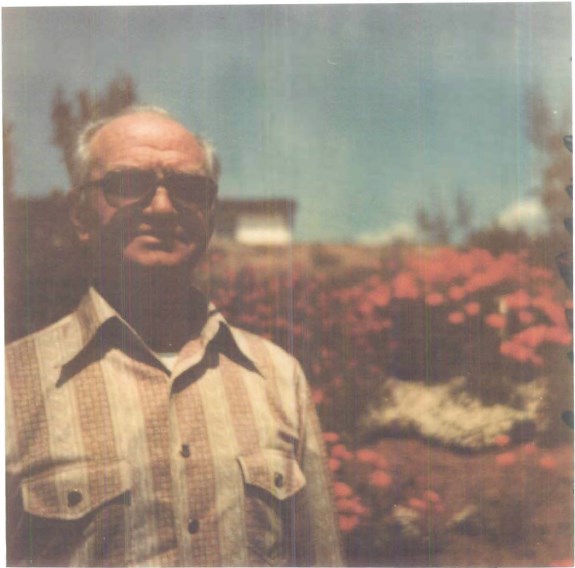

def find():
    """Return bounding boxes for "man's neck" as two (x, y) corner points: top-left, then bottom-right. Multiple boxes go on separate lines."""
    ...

(93, 267), (207, 352)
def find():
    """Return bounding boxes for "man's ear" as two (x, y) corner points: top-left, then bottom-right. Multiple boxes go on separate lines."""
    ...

(68, 189), (94, 243)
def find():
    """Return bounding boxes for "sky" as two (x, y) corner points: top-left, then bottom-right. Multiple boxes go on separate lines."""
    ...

(2, 4), (572, 242)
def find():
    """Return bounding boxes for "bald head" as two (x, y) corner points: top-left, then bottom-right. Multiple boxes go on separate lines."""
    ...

(72, 106), (220, 189)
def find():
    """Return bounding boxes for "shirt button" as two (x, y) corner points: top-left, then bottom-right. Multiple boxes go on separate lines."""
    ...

(180, 444), (190, 458)
(274, 473), (284, 488)
(67, 490), (83, 507)
(187, 519), (200, 534)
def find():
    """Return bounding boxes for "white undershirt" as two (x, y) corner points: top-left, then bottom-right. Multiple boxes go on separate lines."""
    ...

(156, 352), (178, 372)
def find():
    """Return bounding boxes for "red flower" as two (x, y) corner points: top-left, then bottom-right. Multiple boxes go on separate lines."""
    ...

(423, 490), (441, 503)
(408, 498), (428, 511)
(311, 388), (325, 405)
(328, 458), (341, 472)
(496, 452), (517, 467)
(493, 434), (511, 447)
(392, 272), (420, 299)
(355, 449), (379, 465)
(448, 311), (465, 325)
(331, 444), (354, 461)
(448, 286), (466, 301)
(464, 302), (481, 316)
(425, 293), (445, 306)
(323, 432), (340, 444)
(522, 442), (537, 455)
(333, 482), (354, 498)
(368, 470), (392, 488)
(538, 454), (558, 470)
(485, 313), (506, 329)
(339, 514), (360, 533)
(518, 311), (535, 325)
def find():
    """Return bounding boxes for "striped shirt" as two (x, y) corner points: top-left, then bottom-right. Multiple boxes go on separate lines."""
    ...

(6, 287), (343, 566)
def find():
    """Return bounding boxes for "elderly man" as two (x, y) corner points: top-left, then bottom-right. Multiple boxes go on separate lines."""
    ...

(6, 107), (343, 566)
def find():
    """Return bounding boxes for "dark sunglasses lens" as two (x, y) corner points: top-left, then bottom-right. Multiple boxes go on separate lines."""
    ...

(167, 175), (216, 207)
(103, 171), (154, 206)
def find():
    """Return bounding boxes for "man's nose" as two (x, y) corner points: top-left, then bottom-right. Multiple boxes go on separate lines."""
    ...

(144, 185), (177, 215)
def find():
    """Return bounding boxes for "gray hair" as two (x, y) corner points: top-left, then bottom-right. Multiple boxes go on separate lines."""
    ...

(71, 105), (221, 188)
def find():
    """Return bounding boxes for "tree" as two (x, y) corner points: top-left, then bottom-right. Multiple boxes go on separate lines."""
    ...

(51, 72), (137, 182)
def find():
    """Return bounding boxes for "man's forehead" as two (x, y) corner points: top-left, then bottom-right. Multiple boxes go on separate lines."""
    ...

(89, 113), (203, 158)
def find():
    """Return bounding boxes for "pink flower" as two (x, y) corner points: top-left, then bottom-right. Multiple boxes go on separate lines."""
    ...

(464, 302), (481, 316)
(448, 311), (465, 325)
(368, 470), (392, 488)
(496, 452), (517, 467)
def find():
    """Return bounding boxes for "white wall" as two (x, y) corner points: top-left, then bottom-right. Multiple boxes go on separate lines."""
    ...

(235, 213), (292, 245)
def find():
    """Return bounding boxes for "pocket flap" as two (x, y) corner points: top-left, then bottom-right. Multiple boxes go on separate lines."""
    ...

(21, 461), (131, 521)
(238, 449), (306, 501)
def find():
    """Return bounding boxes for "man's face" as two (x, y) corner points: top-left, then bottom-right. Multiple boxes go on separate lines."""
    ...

(79, 113), (215, 272)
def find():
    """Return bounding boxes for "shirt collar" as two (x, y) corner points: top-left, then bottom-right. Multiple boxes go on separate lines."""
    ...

(56, 286), (259, 374)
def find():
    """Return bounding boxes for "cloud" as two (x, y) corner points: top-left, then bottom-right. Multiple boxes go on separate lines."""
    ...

(356, 221), (418, 245)
(496, 198), (549, 234)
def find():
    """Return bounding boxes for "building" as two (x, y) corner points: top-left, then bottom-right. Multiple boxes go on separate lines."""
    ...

(214, 198), (297, 246)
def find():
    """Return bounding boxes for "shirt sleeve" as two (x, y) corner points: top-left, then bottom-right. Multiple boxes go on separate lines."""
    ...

(293, 362), (345, 566)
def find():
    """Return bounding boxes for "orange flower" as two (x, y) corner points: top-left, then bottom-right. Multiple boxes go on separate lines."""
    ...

(333, 482), (354, 498)
(464, 302), (481, 316)
(493, 434), (511, 447)
(538, 455), (558, 470)
(522, 442), (537, 455)
(496, 452), (517, 467)
(425, 293), (445, 306)
(368, 470), (392, 488)
(448, 311), (465, 325)
(485, 313), (506, 329)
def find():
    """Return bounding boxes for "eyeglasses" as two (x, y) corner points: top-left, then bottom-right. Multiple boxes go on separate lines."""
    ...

(79, 169), (218, 210)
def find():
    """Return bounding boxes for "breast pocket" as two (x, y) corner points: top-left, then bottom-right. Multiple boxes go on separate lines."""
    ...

(18, 460), (131, 566)
(237, 449), (306, 566)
